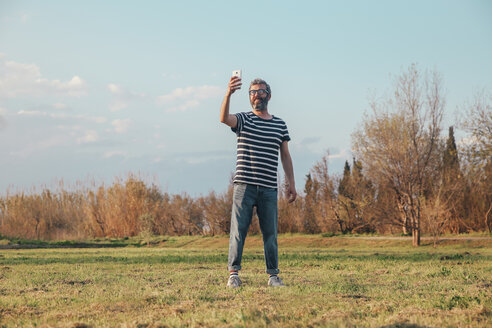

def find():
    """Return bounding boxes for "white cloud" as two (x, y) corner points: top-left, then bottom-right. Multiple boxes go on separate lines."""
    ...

(157, 85), (223, 111)
(108, 84), (121, 94)
(104, 151), (126, 159)
(110, 103), (127, 112)
(158, 85), (222, 103)
(108, 84), (127, 111)
(16, 109), (107, 124)
(166, 99), (200, 113)
(0, 58), (87, 98)
(57, 125), (82, 132)
(293, 136), (327, 155)
(111, 119), (131, 133)
(50, 112), (69, 119)
(301, 137), (322, 146)
(39, 136), (65, 149)
(18, 110), (47, 116)
(328, 148), (350, 159)
(77, 130), (99, 144)
(108, 83), (145, 112)
(53, 103), (67, 109)
(50, 113), (107, 123)
(61, 76), (87, 97)
(83, 116), (107, 124)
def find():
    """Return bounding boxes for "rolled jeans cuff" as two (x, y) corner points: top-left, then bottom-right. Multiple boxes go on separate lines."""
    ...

(266, 268), (280, 275)
(228, 265), (241, 272)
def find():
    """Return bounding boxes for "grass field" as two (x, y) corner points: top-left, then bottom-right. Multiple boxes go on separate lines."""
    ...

(0, 234), (491, 327)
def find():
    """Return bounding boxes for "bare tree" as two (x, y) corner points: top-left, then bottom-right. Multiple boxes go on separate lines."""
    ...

(460, 91), (492, 169)
(309, 151), (338, 233)
(422, 181), (454, 246)
(352, 64), (444, 246)
(459, 91), (492, 231)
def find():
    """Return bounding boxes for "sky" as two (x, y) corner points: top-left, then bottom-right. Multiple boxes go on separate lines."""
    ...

(0, 0), (491, 196)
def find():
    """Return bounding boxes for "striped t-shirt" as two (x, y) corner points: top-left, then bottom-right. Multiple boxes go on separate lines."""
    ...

(231, 111), (291, 189)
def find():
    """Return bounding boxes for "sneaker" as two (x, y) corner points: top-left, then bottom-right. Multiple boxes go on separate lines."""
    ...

(268, 275), (285, 287)
(227, 275), (242, 288)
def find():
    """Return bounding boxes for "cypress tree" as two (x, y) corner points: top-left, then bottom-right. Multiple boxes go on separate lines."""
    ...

(338, 160), (351, 198)
(442, 126), (465, 232)
(443, 126), (459, 174)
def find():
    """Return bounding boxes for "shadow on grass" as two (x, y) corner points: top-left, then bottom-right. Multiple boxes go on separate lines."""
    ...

(0, 236), (171, 249)
(0, 242), (129, 249)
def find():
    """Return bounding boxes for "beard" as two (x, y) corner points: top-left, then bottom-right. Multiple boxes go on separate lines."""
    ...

(251, 97), (269, 111)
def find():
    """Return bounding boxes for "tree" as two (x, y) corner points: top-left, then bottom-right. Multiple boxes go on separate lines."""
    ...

(352, 64), (444, 246)
(459, 92), (492, 232)
(335, 158), (376, 234)
(443, 126), (459, 178)
(335, 160), (353, 234)
(440, 126), (465, 233)
(338, 161), (351, 198)
(278, 174), (303, 233)
(460, 92), (492, 170)
(303, 173), (320, 233)
(349, 159), (376, 233)
(310, 151), (337, 232)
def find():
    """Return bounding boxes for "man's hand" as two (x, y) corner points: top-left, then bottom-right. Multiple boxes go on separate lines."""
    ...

(227, 76), (242, 96)
(287, 184), (297, 203)
(220, 77), (240, 128)
(280, 141), (296, 203)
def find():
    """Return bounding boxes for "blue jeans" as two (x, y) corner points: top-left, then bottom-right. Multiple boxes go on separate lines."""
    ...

(228, 183), (279, 275)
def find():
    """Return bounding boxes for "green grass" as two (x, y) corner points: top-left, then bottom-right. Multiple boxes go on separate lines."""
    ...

(0, 235), (491, 327)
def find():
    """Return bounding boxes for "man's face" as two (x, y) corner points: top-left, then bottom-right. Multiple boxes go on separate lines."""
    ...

(249, 84), (270, 111)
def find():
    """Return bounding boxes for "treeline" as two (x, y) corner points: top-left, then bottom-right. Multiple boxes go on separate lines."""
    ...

(0, 65), (490, 244)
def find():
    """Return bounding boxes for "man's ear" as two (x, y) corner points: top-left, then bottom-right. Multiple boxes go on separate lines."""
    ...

(267, 93), (272, 101)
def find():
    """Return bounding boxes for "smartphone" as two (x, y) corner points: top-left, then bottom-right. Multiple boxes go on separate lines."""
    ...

(232, 69), (242, 79)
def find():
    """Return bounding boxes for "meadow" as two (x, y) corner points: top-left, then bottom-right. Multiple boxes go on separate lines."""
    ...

(0, 235), (490, 327)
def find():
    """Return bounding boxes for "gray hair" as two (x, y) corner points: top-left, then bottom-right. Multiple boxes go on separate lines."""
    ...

(249, 78), (271, 94)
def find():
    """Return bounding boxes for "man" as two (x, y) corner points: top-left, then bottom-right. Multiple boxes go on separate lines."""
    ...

(220, 76), (297, 288)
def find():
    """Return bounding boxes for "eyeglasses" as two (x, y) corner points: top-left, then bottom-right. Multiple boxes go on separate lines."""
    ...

(249, 89), (269, 96)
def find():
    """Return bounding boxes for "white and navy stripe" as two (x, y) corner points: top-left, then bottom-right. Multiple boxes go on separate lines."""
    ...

(231, 111), (290, 189)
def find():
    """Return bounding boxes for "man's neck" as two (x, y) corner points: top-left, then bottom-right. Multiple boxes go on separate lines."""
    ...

(252, 109), (272, 120)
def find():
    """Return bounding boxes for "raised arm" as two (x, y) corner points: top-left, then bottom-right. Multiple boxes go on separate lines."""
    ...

(280, 140), (297, 203)
(220, 76), (242, 128)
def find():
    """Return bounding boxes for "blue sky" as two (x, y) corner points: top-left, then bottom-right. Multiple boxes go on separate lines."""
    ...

(0, 0), (491, 195)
